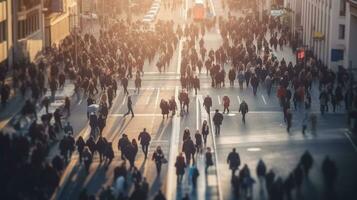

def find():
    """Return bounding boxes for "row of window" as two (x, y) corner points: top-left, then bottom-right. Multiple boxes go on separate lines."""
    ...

(0, 20), (6, 43)
(17, 11), (40, 39)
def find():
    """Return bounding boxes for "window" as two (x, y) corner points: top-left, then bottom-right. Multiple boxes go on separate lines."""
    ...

(340, 0), (346, 16)
(17, 10), (40, 39)
(339, 24), (345, 39)
(0, 20), (7, 43)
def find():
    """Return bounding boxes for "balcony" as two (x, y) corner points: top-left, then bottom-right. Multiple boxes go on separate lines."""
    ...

(351, 0), (357, 7)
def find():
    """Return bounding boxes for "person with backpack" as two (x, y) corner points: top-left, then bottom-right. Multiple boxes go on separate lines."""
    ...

(213, 109), (223, 135)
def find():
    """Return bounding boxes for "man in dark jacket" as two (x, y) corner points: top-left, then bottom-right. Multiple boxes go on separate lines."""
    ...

(121, 77), (129, 95)
(228, 68), (236, 86)
(182, 136), (196, 165)
(138, 128), (151, 159)
(227, 148), (241, 178)
(118, 134), (130, 160)
(213, 109), (223, 135)
(193, 76), (200, 95)
(124, 96), (134, 117)
(239, 100), (249, 123)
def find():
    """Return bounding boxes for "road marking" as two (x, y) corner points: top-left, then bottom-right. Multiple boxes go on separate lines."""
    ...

(109, 113), (162, 117)
(208, 0), (216, 16)
(177, 40), (183, 74)
(237, 95), (241, 104)
(121, 96), (126, 105)
(207, 104), (223, 200)
(157, 120), (171, 141)
(217, 95), (221, 105)
(261, 94), (267, 105)
(155, 88), (160, 108)
(184, 0), (188, 20)
(196, 96), (200, 130)
(344, 132), (357, 153)
(247, 147), (262, 152)
(166, 86), (180, 200)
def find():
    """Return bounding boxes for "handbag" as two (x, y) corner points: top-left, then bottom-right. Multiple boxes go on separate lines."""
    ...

(161, 157), (168, 164)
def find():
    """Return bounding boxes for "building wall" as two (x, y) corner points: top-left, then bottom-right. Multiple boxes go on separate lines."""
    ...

(13, 0), (45, 63)
(287, 0), (350, 70)
(0, 0), (12, 67)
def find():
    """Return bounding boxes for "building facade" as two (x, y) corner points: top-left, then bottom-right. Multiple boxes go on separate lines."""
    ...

(285, 0), (356, 71)
(0, 0), (12, 69)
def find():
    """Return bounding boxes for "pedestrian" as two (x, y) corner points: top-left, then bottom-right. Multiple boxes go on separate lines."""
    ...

(227, 148), (241, 178)
(41, 96), (50, 114)
(300, 150), (314, 177)
(239, 100), (249, 123)
(135, 74), (141, 94)
(322, 156), (338, 190)
(138, 128), (151, 159)
(201, 120), (209, 145)
(64, 121), (74, 135)
(175, 152), (186, 183)
(205, 147), (214, 173)
(104, 142), (114, 168)
(98, 114), (106, 135)
(118, 134), (130, 160)
(83, 147), (93, 173)
(54, 108), (63, 129)
(123, 96), (134, 118)
(212, 109), (223, 135)
(96, 136), (107, 163)
(194, 130), (203, 154)
(0, 83), (10, 107)
(222, 95), (230, 114)
(193, 75), (200, 95)
(169, 96), (177, 116)
(189, 164), (200, 188)
(152, 146), (165, 176)
(182, 136), (196, 166)
(203, 95), (212, 114)
(302, 112), (309, 135)
(89, 112), (98, 137)
(160, 99), (170, 119)
(64, 96), (71, 116)
(256, 159), (267, 185)
(228, 68), (236, 86)
(76, 136), (85, 163)
(121, 77), (129, 95)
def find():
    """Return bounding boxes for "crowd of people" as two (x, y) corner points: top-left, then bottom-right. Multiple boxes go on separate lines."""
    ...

(0, 0), (355, 199)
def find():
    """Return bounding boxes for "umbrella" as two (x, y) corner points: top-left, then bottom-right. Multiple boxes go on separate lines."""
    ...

(87, 104), (99, 113)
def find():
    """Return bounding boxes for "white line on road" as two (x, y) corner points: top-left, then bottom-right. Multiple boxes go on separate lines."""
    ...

(218, 95), (221, 105)
(166, 86), (180, 200)
(344, 132), (357, 153)
(177, 40), (183, 74)
(121, 96), (126, 105)
(154, 88), (160, 107)
(237, 95), (241, 104)
(196, 96), (200, 130)
(208, 0), (216, 16)
(261, 94), (267, 105)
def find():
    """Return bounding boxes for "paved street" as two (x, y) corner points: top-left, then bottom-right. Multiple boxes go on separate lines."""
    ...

(53, 0), (357, 200)
(2, 1), (357, 200)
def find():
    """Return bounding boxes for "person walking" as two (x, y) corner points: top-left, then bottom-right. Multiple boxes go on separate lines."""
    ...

(76, 136), (86, 163)
(286, 109), (292, 132)
(83, 147), (93, 173)
(201, 120), (209, 145)
(152, 146), (165, 176)
(121, 77), (129, 95)
(182, 136), (196, 166)
(194, 130), (203, 154)
(189, 164), (200, 188)
(213, 109), (223, 135)
(169, 96), (177, 116)
(205, 147), (214, 173)
(118, 134), (130, 160)
(138, 128), (151, 159)
(239, 100), (249, 123)
(227, 148), (241, 178)
(222, 95), (230, 114)
(123, 96), (134, 118)
(203, 95), (212, 114)
(193, 76), (200, 95)
(175, 152), (186, 183)
(256, 159), (267, 185)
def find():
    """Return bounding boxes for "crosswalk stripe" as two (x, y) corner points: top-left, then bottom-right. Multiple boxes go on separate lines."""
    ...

(237, 95), (241, 104)
(261, 94), (267, 104)
(217, 95), (221, 105)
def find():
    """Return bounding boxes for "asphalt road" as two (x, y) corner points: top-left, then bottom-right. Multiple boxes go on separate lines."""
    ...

(50, 0), (357, 200)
